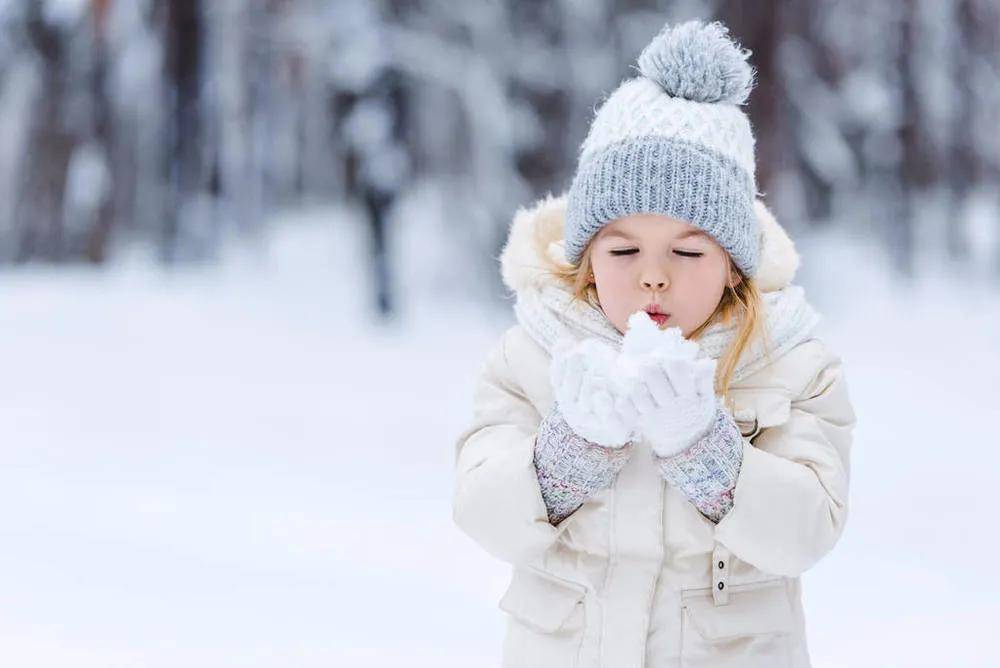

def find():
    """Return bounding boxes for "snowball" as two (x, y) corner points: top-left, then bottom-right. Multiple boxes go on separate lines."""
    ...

(614, 310), (703, 395)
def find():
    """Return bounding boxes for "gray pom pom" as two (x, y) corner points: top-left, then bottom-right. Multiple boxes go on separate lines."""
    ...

(636, 20), (755, 105)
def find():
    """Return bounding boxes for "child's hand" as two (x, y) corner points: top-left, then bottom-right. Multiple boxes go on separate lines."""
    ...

(619, 311), (718, 458)
(549, 338), (640, 448)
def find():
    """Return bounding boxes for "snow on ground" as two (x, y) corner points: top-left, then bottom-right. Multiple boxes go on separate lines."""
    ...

(0, 204), (997, 666)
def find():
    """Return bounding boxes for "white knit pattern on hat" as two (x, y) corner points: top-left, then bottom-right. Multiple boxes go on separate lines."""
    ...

(578, 77), (757, 187)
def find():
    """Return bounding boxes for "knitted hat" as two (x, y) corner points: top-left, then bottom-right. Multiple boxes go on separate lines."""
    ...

(565, 20), (760, 276)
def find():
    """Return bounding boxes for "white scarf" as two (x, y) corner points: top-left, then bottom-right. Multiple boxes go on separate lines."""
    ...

(514, 282), (821, 385)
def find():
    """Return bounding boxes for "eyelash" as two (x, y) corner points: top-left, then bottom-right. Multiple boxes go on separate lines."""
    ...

(609, 249), (703, 258)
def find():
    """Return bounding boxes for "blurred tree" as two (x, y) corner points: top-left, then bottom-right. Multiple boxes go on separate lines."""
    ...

(13, 2), (78, 261)
(159, 0), (207, 263)
(0, 0), (997, 286)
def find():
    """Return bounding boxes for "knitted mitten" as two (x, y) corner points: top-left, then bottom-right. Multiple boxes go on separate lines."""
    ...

(533, 406), (634, 525)
(656, 403), (744, 523)
(619, 312), (744, 522)
(533, 336), (641, 525)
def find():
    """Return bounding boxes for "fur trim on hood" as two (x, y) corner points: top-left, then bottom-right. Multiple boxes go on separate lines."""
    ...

(499, 192), (800, 297)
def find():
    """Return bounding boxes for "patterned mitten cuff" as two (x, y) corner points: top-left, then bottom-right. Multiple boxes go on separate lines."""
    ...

(533, 406), (634, 526)
(655, 403), (744, 523)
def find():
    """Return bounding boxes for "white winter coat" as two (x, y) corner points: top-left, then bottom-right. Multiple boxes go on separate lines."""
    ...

(453, 193), (857, 667)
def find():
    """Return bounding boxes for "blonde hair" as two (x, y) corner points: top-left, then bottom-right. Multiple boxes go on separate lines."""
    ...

(546, 234), (773, 410)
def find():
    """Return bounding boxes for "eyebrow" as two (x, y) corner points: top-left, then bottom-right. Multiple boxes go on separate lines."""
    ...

(602, 229), (710, 241)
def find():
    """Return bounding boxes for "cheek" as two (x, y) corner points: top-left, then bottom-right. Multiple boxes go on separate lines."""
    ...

(592, 260), (631, 290)
(591, 261), (634, 313)
(675, 261), (728, 305)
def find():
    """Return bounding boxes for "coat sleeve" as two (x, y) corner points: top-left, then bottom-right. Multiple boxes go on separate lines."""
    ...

(713, 343), (857, 577)
(452, 329), (569, 566)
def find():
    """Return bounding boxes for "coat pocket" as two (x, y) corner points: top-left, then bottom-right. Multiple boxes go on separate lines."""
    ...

(728, 389), (792, 441)
(499, 567), (586, 632)
(499, 567), (588, 668)
(679, 578), (795, 668)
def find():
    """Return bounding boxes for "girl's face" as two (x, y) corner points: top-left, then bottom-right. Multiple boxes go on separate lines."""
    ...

(589, 213), (737, 337)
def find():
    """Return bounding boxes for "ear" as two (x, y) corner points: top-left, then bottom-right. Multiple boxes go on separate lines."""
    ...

(727, 262), (743, 289)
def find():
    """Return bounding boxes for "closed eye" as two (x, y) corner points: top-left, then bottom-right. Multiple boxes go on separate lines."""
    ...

(608, 249), (704, 258)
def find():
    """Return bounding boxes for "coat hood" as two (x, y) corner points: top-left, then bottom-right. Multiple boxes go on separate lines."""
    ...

(499, 192), (802, 298)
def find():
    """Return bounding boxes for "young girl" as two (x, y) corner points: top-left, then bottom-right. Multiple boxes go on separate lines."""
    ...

(453, 20), (856, 668)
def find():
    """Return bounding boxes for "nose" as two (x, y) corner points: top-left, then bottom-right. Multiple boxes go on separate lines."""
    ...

(641, 269), (669, 291)
(640, 255), (670, 291)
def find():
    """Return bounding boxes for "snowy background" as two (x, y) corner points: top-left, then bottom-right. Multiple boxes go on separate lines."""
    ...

(2, 202), (998, 667)
(1, 0), (999, 666)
